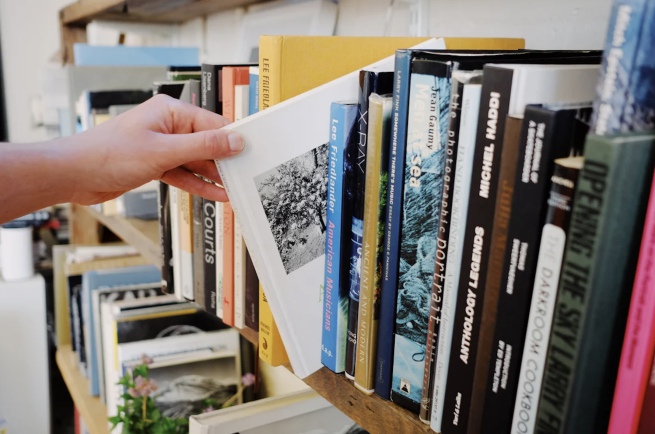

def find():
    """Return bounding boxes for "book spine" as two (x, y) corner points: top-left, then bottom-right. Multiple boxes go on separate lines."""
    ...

(620, 2), (655, 131)
(244, 250), (259, 331)
(375, 50), (412, 400)
(469, 115), (522, 434)
(355, 93), (392, 394)
(201, 64), (219, 113)
(509, 161), (580, 434)
(193, 195), (205, 309)
(442, 66), (514, 434)
(235, 84), (249, 121)
(234, 220), (246, 328)
(590, 0), (648, 135)
(431, 82), (483, 433)
(322, 102), (355, 374)
(249, 67), (259, 116)
(390, 62), (450, 414)
(179, 189), (194, 301)
(169, 186), (182, 300)
(190, 79), (201, 107)
(259, 283), (290, 366)
(157, 181), (173, 294)
(637, 351), (655, 434)
(481, 108), (576, 434)
(608, 172), (655, 434)
(216, 202), (225, 318)
(420, 76), (464, 423)
(536, 134), (655, 434)
(222, 202), (235, 326)
(222, 67), (236, 122)
(203, 199), (218, 313)
(259, 35), (282, 110)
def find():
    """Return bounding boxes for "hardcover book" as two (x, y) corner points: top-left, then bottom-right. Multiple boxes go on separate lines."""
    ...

(169, 186), (182, 300)
(216, 202), (225, 318)
(259, 283), (290, 366)
(322, 100), (357, 374)
(222, 203), (235, 326)
(234, 220), (246, 329)
(354, 93), (393, 393)
(157, 182), (173, 293)
(390, 58), (449, 413)
(535, 132), (655, 434)
(222, 66), (250, 122)
(244, 251), (259, 331)
(179, 189), (194, 301)
(249, 66), (259, 116)
(203, 199), (219, 313)
(193, 195), (205, 309)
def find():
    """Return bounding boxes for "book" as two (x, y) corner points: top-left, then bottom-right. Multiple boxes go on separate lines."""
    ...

(179, 189), (194, 301)
(609, 169), (655, 434)
(258, 36), (525, 110)
(442, 62), (600, 434)
(73, 44), (198, 66)
(193, 195), (205, 309)
(637, 352), (655, 433)
(167, 65), (202, 81)
(218, 38), (445, 378)
(345, 70), (394, 380)
(170, 186), (182, 300)
(203, 199), (218, 313)
(535, 132), (655, 434)
(430, 78), (483, 433)
(244, 251), (259, 331)
(481, 105), (592, 434)
(389, 58), (450, 413)
(322, 100), (358, 374)
(354, 93), (393, 394)
(115, 186), (159, 219)
(234, 220), (246, 329)
(591, 0), (649, 135)
(222, 66), (250, 122)
(235, 84), (250, 121)
(249, 66), (260, 116)
(259, 283), (290, 366)
(222, 202), (235, 326)
(157, 182), (174, 293)
(216, 202), (225, 318)
(202, 64), (221, 113)
(509, 157), (583, 434)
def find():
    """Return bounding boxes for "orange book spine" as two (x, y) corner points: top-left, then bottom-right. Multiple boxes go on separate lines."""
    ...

(222, 67), (236, 122)
(222, 202), (235, 325)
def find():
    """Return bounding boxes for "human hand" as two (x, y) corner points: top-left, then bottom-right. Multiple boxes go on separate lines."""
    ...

(61, 93), (243, 205)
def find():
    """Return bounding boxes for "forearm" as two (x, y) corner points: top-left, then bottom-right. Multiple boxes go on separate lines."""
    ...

(0, 140), (76, 224)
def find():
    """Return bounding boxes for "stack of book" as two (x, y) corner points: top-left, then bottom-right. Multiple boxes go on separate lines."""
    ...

(212, 4), (655, 432)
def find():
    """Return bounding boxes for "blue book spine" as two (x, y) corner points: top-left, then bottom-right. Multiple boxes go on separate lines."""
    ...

(590, 0), (648, 135)
(73, 44), (199, 67)
(390, 64), (449, 412)
(322, 102), (357, 373)
(621, 1), (655, 131)
(375, 50), (412, 400)
(249, 68), (260, 116)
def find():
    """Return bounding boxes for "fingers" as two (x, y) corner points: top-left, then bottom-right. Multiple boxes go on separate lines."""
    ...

(161, 167), (229, 202)
(151, 94), (232, 134)
(182, 160), (224, 186)
(160, 128), (245, 166)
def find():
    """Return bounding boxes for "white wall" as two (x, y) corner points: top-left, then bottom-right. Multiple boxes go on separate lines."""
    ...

(0, 0), (613, 143)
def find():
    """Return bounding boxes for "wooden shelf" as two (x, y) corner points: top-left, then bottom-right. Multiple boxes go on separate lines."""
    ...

(61, 0), (269, 26)
(56, 345), (110, 434)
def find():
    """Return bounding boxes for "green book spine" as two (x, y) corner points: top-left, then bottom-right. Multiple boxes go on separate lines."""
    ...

(535, 132), (655, 434)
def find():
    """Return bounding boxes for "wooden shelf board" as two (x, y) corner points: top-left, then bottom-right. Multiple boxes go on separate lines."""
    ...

(56, 345), (110, 434)
(61, 0), (268, 26)
(302, 368), (431, 434)
(237, 325), (259, 346)
(80, 205), (162, 267)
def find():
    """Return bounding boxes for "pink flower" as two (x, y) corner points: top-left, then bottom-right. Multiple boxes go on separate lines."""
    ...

(203, 406), (215, 413)
(132, 375), (158, 397)
(128, 388), (139, 398)
(141, 354), (154, 365)
(242, 373), (256, 387)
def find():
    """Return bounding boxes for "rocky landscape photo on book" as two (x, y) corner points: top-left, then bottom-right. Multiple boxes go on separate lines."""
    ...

(255, 143), (329, 274)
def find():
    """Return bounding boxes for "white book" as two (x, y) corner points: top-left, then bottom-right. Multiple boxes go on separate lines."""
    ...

(180, 189), (195, 301)
(190, 389), (358, 434)
(216, 202), (225, 318)
(215, 37), (445, 379)
(431, 81), (482, 433)
(234, 219), (246, 329)
(169, 186), (182, 300)
(235, 84), (249, 121)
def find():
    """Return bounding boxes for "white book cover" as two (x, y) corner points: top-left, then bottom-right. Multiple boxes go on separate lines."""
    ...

(431, 82), (482, 432)
(214, 38), (445, 378)
(216, 202), (225, 318)
(234, 220), (246, 329)
(235, 84), (249, 121)
(169, 186), (182, 300)
(180, 190), (195, 301)
(190, 389), (361, 434)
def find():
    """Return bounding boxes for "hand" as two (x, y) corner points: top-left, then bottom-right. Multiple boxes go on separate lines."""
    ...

(62, 93), (244, 205)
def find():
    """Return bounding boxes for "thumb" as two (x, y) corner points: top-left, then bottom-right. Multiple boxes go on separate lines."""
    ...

(160, 128), (245, 167)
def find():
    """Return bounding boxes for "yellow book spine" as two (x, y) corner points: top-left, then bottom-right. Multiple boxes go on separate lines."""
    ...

(259, 283), (289, 366)
(354, 94), (389, 393)
(259, 35), (283, 110)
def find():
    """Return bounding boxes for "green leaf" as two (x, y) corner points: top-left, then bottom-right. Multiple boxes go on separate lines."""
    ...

(174, 418), (189, 426)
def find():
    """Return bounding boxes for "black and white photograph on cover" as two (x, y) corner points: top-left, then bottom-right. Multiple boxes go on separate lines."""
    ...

(255, 143), (329, 274)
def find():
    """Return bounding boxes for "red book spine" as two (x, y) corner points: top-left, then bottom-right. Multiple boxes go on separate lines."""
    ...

(221, 67), (236, 122)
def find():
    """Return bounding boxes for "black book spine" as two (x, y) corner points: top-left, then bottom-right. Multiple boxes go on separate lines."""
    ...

(157, 181), (174, 294)
(201, 64), (220, 113)
(245, 250), (260, 331)
(193, 195), (205, 309)
(420, 76), (464, 423)
(345, 70), (394, 378)
(202, 199), (218, 313)
(480, 107), (585, 434)
(442, 66), (514, 434)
